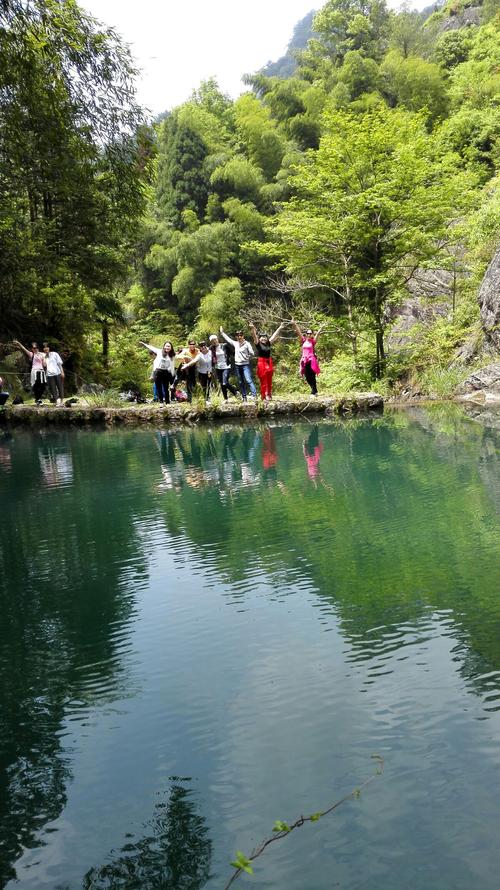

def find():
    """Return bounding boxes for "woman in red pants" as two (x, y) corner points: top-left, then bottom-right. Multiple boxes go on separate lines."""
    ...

(249, 321), (284, 400)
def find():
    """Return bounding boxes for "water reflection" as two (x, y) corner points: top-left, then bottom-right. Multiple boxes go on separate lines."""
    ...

(38, 437), (73, 489)
(84, 780), (212, 890)
(0, 432), (147, 885)
(0, 431), (12, 471)
(0, 409), (499, 889)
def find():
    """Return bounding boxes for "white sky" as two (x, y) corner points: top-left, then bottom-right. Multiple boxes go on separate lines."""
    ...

(82, 0), (420, 117)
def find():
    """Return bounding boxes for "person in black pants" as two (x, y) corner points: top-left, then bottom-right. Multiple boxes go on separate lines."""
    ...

(13, 340), (47, 404)
(196, 342), (213, 401)
(291, 321), (326, 396)
(209, 335), (239, 400)
(0, 377), (9, 406)
(177, 340), (200, 402)
(139, 340), (176, 404)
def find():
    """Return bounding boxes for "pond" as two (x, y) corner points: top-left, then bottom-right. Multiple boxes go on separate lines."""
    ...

(1, 406), (499, 889)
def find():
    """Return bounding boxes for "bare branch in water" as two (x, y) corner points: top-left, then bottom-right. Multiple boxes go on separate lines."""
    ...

(224, 756), (384, 889)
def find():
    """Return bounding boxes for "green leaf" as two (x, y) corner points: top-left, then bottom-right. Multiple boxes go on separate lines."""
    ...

(230, 851), (254, 874)
(273, 820), (291, 833)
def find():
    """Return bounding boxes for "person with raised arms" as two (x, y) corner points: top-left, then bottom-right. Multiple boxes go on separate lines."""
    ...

(219, 326), (256, 402)
(290, 320), (326, 397)
(176, 339), (200, 402)
(208, 335), (239, 401)
(195, 342), (213, 403)
(139, 340), (176, 404)
(12, 340), (47, 404)
(248, 321), (284, 401)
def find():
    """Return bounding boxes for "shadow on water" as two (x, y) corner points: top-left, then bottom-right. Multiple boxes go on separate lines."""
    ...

(0, 431), (150, 884)
(0, 405), (499, 887)
(83, 779), (211, 890)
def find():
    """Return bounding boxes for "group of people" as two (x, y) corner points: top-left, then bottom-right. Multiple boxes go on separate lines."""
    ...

(0, 341), (65, 406)
(140, 319), (326, 404)
(1, 320), (325, 408)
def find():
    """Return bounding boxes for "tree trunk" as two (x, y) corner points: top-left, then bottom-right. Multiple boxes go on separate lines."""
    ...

(102, 320), (109, 369)
(375, 328), (385, 379)
(344, 262), (358, 367)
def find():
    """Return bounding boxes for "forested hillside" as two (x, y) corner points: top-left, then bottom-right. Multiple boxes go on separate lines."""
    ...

(1, 0), (499, 398)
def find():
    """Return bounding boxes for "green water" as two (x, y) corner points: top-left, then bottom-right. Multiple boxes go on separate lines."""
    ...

(0, 406), (499, 889)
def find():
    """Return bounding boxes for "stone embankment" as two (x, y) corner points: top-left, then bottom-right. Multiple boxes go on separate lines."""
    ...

(0, 393), (383, 427)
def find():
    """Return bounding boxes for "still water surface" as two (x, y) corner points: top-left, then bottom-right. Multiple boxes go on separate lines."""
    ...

(1, 406), (499, 889)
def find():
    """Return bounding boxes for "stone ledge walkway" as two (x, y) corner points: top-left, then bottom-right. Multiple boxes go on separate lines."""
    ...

(0, 393), (383, 426)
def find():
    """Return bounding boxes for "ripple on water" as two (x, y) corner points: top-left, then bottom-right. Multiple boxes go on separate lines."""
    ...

(2, 418), (500, 890)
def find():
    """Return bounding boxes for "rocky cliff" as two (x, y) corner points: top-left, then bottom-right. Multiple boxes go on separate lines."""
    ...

(479, 248), (500, 351)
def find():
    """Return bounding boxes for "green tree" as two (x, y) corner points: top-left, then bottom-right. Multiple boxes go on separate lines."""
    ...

(434, 28), (474, 70)
(380, 51), (448, 122)
(210, 156), (265, 205)
(0, 0), (149, 347)
(156, 115), (210, 227)
(338, 50), (380, 98)
(195, 276), (244, 335)
(233, 93), (286, 180)
(311, 0), (391, 66)
(269, 107), (475, 374)
(448, 20), (500, 110)
(388, 3), (431, 59)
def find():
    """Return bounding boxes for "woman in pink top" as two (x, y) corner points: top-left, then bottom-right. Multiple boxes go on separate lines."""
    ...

(13, 340), (47, 404)
(291, 320), (326, 396)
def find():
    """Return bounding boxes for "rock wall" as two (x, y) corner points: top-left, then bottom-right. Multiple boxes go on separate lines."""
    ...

(440, 6), (481, 31)
(456, 363), (500, 402)
(479, 249), (500, 351)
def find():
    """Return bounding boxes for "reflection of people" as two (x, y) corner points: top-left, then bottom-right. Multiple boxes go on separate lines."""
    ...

(219, 327), (256, 402)
(43, 343), (65, 404)
(262, 428), (278, 470)
(303, 427), (324, 482)
(156, 431), (184, 491)
(0, 376), (9, 407)
(249, 322), (284, 401)
(291, 321), (326, 396)
(0, 432), (12, 469)
(13, 340), (47, 404)
(39, 442), (74, 487)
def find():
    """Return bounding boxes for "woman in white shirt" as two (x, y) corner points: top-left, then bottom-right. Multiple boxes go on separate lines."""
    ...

(43, 343), (65, 404)
(208, 335), (239, 400)
(219, 327), (257, 401)
(139, 340), (176, 404)
(13, 339), (47, 404)
(195, 342), (213, 401)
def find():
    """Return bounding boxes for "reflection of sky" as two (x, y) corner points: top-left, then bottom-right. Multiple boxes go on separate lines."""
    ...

(10, 527), (500, 889)
(5, 415), (500, 890)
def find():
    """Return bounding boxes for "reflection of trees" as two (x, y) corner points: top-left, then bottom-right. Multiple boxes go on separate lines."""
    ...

(83, 781), (212, 890)
(154, 412), (500, 688)
(0, 431), (153, 885)
(1, 411), (499, 883)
